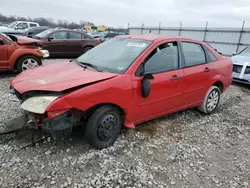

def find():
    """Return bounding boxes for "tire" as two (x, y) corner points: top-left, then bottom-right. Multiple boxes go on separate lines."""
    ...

(16, 55), (42, 73)
(84, 105), (122, 149)
(83, 46), (93, 53)
(198, 86), (221, 114)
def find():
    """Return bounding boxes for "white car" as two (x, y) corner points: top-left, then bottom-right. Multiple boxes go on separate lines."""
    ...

(0, 21), (40, 34)
(231, 47), (250, 84)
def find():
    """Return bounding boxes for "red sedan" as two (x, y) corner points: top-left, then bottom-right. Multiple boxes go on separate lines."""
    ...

(10, 35), (233, 149)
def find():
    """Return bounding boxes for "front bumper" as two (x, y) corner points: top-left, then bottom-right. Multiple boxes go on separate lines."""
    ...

(232, 72), (250, 84)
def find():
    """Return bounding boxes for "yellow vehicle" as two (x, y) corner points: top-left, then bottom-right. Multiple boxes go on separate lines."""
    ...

(84, 25), (106, 31)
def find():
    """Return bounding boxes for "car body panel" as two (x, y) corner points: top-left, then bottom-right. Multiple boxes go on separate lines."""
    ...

(10, 35), (233, 128)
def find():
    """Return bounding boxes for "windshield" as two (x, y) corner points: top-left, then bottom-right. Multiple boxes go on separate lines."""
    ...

(8, 21), (18, 28)
(76, 38), (151, 74)
(239, 47), (250, 57)
(36, 29), (53, 38)
(0, 33), (12, 42)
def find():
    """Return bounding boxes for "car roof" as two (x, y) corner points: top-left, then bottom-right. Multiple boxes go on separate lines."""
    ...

(118, 35), (201, 42)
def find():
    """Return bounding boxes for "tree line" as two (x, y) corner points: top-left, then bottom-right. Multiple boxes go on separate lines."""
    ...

(0, 13), (95, 29)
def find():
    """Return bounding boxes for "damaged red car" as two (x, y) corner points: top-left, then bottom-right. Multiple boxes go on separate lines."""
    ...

(0, 33), (49, 72)
(10, 35), (233, 149)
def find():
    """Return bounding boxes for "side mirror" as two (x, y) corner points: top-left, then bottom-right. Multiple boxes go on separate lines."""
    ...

(0, 39), (4, 45)
(141, 73), (154, 98)
(48, 37), (54, 41)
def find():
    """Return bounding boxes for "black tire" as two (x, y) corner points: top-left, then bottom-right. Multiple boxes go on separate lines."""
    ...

(198, 86), (221, 114)
(83, 46), (93, 53)
(16, 55), (42, 73)
(84, 105), (122, 149)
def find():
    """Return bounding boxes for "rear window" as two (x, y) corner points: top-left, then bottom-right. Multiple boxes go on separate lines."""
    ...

(69, 32), (82, 39)
(29, 23), (38, 27)
(182, 42), (206, 67)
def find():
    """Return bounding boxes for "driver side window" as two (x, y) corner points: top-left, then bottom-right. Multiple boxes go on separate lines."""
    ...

(50, 32), (67, 40)
(144, 42), (179, 74)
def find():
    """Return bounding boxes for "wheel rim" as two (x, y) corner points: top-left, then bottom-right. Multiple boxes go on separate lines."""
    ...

(206, 89), (219, 112)
(22, 58), (39, 70)
(97, 114), (117, 141)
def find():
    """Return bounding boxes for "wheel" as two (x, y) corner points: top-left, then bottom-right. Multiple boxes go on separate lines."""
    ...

(83, 47), (93, 53)
(198, 86), (221, 114)
(84, 105), (122, 149)
(16, 55), (42, 73)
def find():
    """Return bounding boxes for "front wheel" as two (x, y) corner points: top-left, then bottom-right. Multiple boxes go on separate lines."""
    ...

(84, 105), (122, 149)
(198, 86), (221, 114)
(16, 55), (42, 73)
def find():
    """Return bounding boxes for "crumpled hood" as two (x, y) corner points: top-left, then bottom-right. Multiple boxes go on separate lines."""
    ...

(231, 55), (250, 65)
(15, 35), (40, 45)
(11, 61), (118, 94)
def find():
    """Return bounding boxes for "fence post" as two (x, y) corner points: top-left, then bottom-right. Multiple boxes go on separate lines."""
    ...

(236, 21), (245, 54)
(141, 22), (144, 35)
(178, 22), (182, 36)
(203, 21), (208, 41)
(158, 22), (161, 35)
(127, 22), (130, 34)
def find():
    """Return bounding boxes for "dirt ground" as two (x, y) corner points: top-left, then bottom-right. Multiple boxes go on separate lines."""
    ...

(0, 59), (250, 188)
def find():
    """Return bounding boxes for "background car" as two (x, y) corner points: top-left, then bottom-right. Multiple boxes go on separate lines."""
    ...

(25, 26), (50, 37)
(7, 21), (40, 30)
(34, 29), (101, 57)
(231, 47), (250, 84)
(92, 31), (120, 42)
(0, 33), (49, 72)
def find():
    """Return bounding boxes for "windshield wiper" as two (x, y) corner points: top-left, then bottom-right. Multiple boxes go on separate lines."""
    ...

(73, 59), (102, 72)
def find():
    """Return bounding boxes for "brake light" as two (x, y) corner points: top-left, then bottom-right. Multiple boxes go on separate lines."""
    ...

(97, 40), (101, 44)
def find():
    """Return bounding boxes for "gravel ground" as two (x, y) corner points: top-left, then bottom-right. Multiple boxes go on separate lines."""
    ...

(0, 59), (250, 188)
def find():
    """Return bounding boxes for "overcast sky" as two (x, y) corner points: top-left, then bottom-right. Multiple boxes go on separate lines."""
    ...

(1, 0), (250, 28)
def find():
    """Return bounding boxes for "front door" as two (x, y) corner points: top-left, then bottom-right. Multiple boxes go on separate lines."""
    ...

(180, 41), (214, 106)
(43, 31), (68, 57)
(0, 40), (8, 68)
(132, 41), (185, 122)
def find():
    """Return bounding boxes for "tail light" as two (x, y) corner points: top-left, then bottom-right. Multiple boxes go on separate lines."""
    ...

(97, 39), (101, 44)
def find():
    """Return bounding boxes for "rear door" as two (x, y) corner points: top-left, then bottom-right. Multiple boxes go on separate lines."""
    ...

(181, 41), (215, 106)
(67, 31), (85, 57)
(44, 31), (68, 57)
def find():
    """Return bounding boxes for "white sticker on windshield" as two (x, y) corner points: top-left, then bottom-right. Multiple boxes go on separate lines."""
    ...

(127, 42), (146, 48)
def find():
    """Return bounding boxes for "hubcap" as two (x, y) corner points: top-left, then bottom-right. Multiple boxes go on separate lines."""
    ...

(207, 89), (219, 112)
(22, 58), (39, 70)
(97, 114), (117, 141)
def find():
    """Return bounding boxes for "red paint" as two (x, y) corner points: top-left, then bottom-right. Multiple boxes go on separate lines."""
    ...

(0, 34), (43, 71)
(11, 35), (233, 128)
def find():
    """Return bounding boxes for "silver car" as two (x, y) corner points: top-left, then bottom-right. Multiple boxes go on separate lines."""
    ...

(231, 47), (250, 84)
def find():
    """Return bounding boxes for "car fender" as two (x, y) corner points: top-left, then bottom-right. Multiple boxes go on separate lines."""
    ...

(46, 75), (134, 120)
(9, 48), (42, 69)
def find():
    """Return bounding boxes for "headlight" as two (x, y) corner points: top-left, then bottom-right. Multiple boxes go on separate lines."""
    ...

(38, 49), (50, 58)
(21, 95), (59, 114)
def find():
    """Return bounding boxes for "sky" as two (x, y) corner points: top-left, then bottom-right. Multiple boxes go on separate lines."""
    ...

(1, 0), (250, 28)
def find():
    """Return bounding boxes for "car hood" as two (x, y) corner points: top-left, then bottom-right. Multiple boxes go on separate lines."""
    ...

(14, 35), (40, 45)
(0, 27), (24, 34)
(11, 61), (118, 94)
(231, 55), (250, 65)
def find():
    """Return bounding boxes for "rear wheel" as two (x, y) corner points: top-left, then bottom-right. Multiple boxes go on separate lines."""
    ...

(16, 55), (42, 73)
(198, 86), (221, 114)
(83, 47), (93, 53)
(84, 105), (122, 149)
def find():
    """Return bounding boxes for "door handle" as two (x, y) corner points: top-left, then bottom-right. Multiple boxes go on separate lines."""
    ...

(204, 67), (211, 72)
(170, 75), (180, 81)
